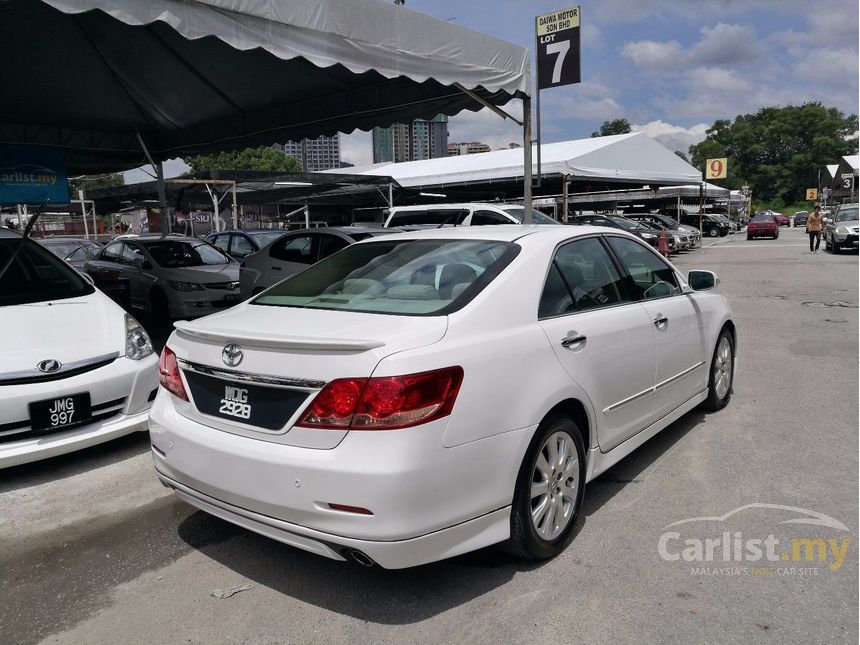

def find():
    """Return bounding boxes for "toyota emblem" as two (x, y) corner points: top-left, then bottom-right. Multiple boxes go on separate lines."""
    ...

(222, 343), (244, 367)
(37, 359), (62, 373)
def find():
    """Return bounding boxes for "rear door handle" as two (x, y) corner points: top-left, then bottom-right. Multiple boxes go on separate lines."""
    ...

(653, 315), (669, 329)
(561, 334), (587, 349)
(270, 266), (282, 271)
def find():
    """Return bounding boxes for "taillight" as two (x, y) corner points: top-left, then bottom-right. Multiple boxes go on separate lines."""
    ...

(158, 346), (188, 401)
(298, 366), (463, 430)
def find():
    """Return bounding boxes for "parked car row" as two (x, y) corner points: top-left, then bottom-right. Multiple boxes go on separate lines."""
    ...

(5, 207), (737, 570)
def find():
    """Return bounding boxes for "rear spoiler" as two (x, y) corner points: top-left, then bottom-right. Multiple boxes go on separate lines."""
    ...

(173, 321), (385, 352)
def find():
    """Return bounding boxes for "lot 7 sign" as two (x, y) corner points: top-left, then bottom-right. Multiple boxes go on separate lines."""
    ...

(536, 7), (581, 90)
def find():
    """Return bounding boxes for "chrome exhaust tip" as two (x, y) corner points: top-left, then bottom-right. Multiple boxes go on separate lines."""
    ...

(348, 549), (375, 567)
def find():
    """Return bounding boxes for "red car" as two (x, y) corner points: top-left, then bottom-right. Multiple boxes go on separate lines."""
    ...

(771, 211), (790, 226)
(747, 214), (779, 240)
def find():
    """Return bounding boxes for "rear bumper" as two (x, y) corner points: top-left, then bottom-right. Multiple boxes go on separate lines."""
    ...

(156, 472), (510, 569)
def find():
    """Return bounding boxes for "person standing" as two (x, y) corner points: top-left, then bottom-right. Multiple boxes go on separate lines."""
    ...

(806, 205), (823, 253)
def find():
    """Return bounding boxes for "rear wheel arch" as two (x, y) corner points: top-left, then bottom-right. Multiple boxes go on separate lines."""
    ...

(540, 399), (591, 452)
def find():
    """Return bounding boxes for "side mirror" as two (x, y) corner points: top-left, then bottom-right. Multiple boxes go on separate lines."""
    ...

(688, 270), (719, 291)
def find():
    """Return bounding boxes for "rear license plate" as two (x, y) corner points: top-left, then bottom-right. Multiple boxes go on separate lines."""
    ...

(29, 393), (92, 432)
(183, 371), (308, 430)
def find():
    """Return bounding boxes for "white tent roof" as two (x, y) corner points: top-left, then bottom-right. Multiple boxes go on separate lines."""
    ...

(842, 155), (859, 172)
(329, 133), (702, 188)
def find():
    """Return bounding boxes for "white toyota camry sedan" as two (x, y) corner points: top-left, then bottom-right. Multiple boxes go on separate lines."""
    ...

(149, 225), (736, 568)
(1, 228), (159, 468)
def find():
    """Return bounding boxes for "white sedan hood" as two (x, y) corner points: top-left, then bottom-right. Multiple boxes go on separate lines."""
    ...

(1, 293), (124, 373)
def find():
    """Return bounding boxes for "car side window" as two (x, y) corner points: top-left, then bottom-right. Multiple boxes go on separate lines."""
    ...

(539, 237), (629, 318)
(119, 243), (143, 266)
(318, 234), (349, 259)
(607, 236), (681, 300)
(101, 242), (124, 262)
(229, 234), (255, 258)
(471, 210), (510, 226)
(210, 234), (230, 253)
(269, 235), (315, 264)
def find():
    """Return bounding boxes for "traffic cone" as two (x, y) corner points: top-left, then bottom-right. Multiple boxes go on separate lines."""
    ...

(658, 227), (669, 258)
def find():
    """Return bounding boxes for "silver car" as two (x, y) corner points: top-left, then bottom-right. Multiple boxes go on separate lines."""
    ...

(239, 226), (392, 299)
(84, 236), (240, 319)
(825, 204), (859, 254)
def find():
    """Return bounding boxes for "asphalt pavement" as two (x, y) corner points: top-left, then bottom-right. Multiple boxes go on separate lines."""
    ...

(1, 226), (857, 644)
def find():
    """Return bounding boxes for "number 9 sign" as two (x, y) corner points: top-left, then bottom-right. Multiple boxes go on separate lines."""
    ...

(705, 158), (727, 180)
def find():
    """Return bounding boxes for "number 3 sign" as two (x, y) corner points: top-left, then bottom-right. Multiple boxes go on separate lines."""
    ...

(705, 158), (727, 180)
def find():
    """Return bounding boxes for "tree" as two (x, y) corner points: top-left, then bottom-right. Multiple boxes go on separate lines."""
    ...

(186, 146), (302, 173)
(591, 119), (632, 138)
(688, 103), (858, 203)
(69, 173), (124, 196)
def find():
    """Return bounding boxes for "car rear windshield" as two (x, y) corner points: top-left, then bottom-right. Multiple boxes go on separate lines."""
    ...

(143, 240), (231, 267)
(751, 214), (774, 223)
(836, 206), (858, 222)
(497, 207), (558, 225)
(253, 238), (519, 315)
(0, 238), (95, 306)
(387, 209), (469, 227)
(249, 231), (286, 247)
(41, 240), (80, 258)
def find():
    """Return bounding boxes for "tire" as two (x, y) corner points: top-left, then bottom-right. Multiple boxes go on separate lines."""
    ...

(831, 237), (840, 254)
(701, 328), (734, 412)
(825, 236), (831, 251)
(507, 416), (586, 561)
(746, 234), (752, 241)
(708, 228), (719, 238)
(151, 288), (170, 321)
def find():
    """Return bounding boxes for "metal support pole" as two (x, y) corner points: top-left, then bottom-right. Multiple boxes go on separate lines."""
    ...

(23, 204), (30, 236)
(304, 205), (310, 229)
(535, 87), (542, 188)
(156, 162), (168, 235)
(92, 201), (97, 239)
(79, 189), (89, 240)
(523, 95), (533, 224)
(231, 181), (238, 229)
(388, 182), (394, 208)
(16, 203), (23, 231)
(561, 174), (568, 222)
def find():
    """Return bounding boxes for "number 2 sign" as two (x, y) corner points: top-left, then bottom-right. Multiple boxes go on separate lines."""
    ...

(705, 158), (728, 180)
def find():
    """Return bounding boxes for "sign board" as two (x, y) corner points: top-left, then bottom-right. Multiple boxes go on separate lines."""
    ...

(536, 6), (581, 90)
(841, 173), (853, 179)
(806, 188), (818, 200)
(0, 144), (69, 205)
(843, 178), (852, 189)
(705, 158), (727, 180)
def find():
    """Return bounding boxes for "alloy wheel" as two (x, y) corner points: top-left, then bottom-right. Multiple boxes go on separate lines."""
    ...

(713, 336), (732, 400)
(530, 431), (579, 541)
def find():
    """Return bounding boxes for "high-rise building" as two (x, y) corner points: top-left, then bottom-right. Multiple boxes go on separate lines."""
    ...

(279, 134), (341, 172)
(447, 141), (492, 156)
(372, 115), (448, 163)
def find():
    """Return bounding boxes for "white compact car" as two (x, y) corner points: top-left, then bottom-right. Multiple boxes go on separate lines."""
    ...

(149, 225), (735, 568)
(384, 203), (559, 227)
(0, 229), (159, 468)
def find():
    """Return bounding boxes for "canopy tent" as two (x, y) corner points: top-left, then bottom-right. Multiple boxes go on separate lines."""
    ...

(327, 133), (702, 199)
(0, 0), (530, 174)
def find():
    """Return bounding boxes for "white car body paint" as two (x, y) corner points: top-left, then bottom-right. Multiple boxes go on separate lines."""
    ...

(149, 225), (735, 568)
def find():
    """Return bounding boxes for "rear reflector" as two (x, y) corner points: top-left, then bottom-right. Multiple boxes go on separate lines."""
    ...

(298, 366), (463, 430)
(327, 503), (373, 515)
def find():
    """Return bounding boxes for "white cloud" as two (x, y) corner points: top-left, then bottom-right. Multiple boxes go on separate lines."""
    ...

(340, 130), (373, 166)
(447, 106), (525, 149)
(122, 158), (189, 186)
(632, 120), (709, 155)
(621, 24), (761, 71)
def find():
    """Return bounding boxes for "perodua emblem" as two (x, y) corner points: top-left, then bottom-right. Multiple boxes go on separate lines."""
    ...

(37, 359), (62, 373)
(222, 343), (244, 367)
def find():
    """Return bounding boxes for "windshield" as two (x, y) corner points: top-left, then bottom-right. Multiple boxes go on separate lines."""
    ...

(0, 238), (95, 306)
(249, 231), (286, 247)
(607, 216), (646, 231)
(650, 215), (680, 229)
(499, 207), (558, 225)
(751, 214), (774, 223)
(41, 240), (80, 258)
(254, 238), (519, 316)
(143, 240), (231, 267)
(836, 206), (858, 222)
(388, 209), (469, 227)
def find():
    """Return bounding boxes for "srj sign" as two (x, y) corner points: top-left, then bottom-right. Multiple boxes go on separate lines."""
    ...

(0, 144), (69, 205)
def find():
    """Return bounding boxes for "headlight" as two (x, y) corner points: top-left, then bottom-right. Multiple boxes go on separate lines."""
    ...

(641, 232), (656, 240)
(836, 225), (850, 236)
(125, 314), (153, 360)
(168, 280), (204, 292)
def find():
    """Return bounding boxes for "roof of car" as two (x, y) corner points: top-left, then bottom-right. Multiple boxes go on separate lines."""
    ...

(388, 203), (522, 212)
(352, 223), (628, 245)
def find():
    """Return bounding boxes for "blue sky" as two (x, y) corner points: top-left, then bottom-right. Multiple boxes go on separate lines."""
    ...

(339, 0), (859, 165)
(131, 0), (859, 180)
